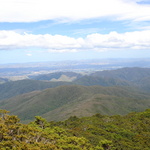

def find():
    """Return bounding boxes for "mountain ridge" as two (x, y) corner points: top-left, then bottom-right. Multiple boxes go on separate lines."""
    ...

(0, 67), (150, 122)
(0, 84), (150, 122)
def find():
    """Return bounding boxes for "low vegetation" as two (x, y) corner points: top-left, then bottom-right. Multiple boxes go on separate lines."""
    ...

(0, 109), (150, 149)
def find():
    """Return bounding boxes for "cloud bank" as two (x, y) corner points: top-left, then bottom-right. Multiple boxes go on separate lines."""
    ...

(0, 30), (150, 52)
(0, 0), (150, 22)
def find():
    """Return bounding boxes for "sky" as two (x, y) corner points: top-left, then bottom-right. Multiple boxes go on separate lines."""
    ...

(0, 0), (150, 64)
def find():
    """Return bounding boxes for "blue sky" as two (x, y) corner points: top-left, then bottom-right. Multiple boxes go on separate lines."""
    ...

(0, 0), (150, 64)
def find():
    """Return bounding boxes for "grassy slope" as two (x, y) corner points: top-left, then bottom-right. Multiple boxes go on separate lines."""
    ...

(0, 85), (150, 122)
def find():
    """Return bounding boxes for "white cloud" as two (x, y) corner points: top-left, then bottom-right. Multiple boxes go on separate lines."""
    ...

(0, 30), (150, 51)
(0, 0), (150, 22)
(26, 53), (32, 56)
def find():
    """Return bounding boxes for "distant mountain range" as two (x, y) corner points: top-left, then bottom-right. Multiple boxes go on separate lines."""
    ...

(1, 58), (150, 78)
(1, 67), (150, 101)
(91, 67), (150, 82)
(74, 67), (150, 92)
(0, 67), (150, 122)
(30, 67), (150, 92)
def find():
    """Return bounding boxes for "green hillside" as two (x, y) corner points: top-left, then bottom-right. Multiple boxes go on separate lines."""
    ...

(0, 79), (71, 100)
(74, 67), (150, 92)
(0, 67), (150, 123)
(0, 85), (150, 122)
(135, 76), (150, 92)
(74, 75), (131, 86)
(1, 67), (150, 102)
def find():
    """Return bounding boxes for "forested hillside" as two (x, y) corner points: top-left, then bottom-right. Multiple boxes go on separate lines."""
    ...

(91, 67), (150, 81)
(0, 85), (150, 122)
(73, 75), (131, 86)
(0, 79), (71, 100)
(1, 67), (150, 101)
(90, 67), (150, 92)
(0, 67), (150, 122)
(0, 109), (150, 149)
(74, 67), (150, 92)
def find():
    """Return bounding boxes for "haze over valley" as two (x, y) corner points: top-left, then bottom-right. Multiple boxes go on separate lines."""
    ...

(0, 58), (150, 81)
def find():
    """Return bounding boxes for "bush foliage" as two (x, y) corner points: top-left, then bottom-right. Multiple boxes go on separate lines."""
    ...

(0, 109), (150, 149)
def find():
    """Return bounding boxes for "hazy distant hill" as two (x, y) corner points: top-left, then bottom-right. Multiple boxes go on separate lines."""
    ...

(0, 85), (150, 122)
(30, 71), (82, 82)
(0, 77), (9, 84)
(73, 67), (150, 92)
(29, 68), (150, 90)
(90, 67), (150, 92)
(0, 79), (71, 100)
(91, 67), (150, 82)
